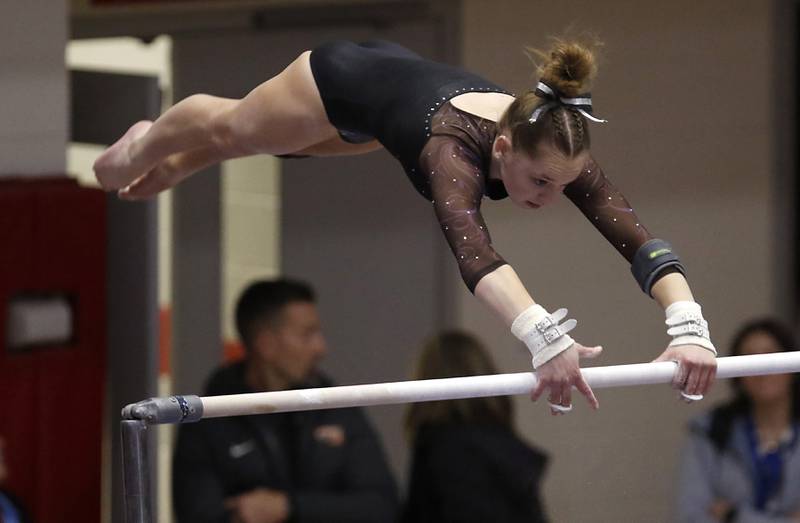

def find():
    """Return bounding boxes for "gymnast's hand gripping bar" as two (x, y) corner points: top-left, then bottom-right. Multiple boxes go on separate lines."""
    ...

(122, 352), (800, 424)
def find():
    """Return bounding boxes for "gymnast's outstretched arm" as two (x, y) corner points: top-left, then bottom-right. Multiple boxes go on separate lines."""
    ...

(474, 265), (602, 411)
(424, 140), (716, 410)
(421, 135), (601, 413)
(564, 157), (717, 398)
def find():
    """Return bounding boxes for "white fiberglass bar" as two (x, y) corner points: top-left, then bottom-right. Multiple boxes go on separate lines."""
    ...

(201, 352), (800, 419)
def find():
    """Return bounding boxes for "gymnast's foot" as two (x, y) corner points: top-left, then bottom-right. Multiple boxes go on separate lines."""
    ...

(93, 120), (153, 191)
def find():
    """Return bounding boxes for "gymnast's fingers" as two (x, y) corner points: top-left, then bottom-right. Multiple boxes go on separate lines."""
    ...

(560, 382), (573, 410)
(703, 360), (717, 394)
(656, 348), (687, 390)
(547, 385), (565, 416)
(684, 361), (702, 396)
(530, 378), (548, 402)
(683, 345), (718, 396)
(696, 360), (716, 396)
(119, 169), (173, 200)
(673, 359), (688, 390)
(576, 344), (603, 359)
(699, 349), (717, 395)
(695, 367), (711, 397)
(575, 374), (599, 410)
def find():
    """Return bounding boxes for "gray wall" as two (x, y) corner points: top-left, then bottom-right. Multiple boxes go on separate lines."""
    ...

(0, 0), (67, 175)
(458, 1), (790, 521)
(81, 1), (793, 520)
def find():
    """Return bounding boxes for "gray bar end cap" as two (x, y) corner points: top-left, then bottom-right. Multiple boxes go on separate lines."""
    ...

(121, 395), (203, 424)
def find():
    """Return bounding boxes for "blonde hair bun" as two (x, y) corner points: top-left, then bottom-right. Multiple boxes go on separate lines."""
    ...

(535, 39), (599, 97)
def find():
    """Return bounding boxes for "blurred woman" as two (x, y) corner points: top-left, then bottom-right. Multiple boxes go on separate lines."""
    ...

(402, 331), (548, 523)
(676, 318), (800, 522)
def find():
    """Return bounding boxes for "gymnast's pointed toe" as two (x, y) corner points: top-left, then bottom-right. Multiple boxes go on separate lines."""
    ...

(93, 120), (153, 191)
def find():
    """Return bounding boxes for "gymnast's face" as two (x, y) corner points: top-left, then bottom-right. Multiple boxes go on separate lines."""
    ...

(739, 331), (793, 405)
(255, 301), (328, 387)
(492, 136), (587, 209)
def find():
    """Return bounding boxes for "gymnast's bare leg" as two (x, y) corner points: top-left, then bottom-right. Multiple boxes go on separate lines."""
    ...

(117, 135), (381, 199)
(94, 51), (381, 199)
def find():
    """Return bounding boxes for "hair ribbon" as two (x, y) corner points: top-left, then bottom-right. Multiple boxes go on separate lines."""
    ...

(528, 81), (607, 124)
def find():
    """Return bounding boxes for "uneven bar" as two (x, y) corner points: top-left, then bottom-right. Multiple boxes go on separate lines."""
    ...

(191, 352), (800, 419)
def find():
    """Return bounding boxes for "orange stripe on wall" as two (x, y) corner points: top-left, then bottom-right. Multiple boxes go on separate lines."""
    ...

(159, 306), (244, 375)
(224, 339), (246, 363)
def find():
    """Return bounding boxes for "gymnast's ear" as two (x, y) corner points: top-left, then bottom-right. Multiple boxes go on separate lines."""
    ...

(492, 133), (512, 158)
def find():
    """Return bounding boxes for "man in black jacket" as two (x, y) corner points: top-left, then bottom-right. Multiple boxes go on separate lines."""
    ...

(172, 279), (398, 523)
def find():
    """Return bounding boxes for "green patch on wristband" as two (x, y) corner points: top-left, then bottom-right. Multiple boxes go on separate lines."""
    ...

(649, 248), (671, 259)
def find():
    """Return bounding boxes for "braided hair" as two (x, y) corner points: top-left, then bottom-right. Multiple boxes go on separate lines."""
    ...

(499, 38), (600, 158)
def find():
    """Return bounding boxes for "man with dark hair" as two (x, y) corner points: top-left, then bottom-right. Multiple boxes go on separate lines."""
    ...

(172, 278), (398, 523)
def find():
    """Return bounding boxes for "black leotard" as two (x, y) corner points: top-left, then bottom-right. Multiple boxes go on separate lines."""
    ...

(310, 40), (510, 195)
(309, 40), (654, 292)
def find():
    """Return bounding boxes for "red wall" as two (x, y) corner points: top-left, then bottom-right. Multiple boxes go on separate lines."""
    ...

(0, 178), (106, 523)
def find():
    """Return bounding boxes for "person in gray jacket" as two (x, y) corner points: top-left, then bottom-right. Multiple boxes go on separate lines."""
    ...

(676, 318), (800, 523)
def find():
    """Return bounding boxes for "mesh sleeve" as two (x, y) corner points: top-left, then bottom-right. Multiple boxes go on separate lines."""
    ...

(419, 135), (507, 292)
(563, 157), (653, 262)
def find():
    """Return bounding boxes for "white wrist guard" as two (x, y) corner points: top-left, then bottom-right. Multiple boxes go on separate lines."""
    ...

(665, 301), (716, 355)
(511, 304), (576, 369)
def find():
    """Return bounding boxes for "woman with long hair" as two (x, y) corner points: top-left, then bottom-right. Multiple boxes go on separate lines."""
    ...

(402, 331), (549, 522)
(676, 318), (800, 522)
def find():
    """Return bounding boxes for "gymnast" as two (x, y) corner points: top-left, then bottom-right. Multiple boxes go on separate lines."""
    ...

(94, 38), (717, 415)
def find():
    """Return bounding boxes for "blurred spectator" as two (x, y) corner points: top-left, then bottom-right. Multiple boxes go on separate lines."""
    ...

(0, 435), (30, 523)
(172, 278), (398, 523)
(402, 330), (549, 523)
(676, 318), (800, 522)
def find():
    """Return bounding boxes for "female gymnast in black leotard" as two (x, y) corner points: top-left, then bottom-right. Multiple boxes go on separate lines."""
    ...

(94, 39), (717, 416)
